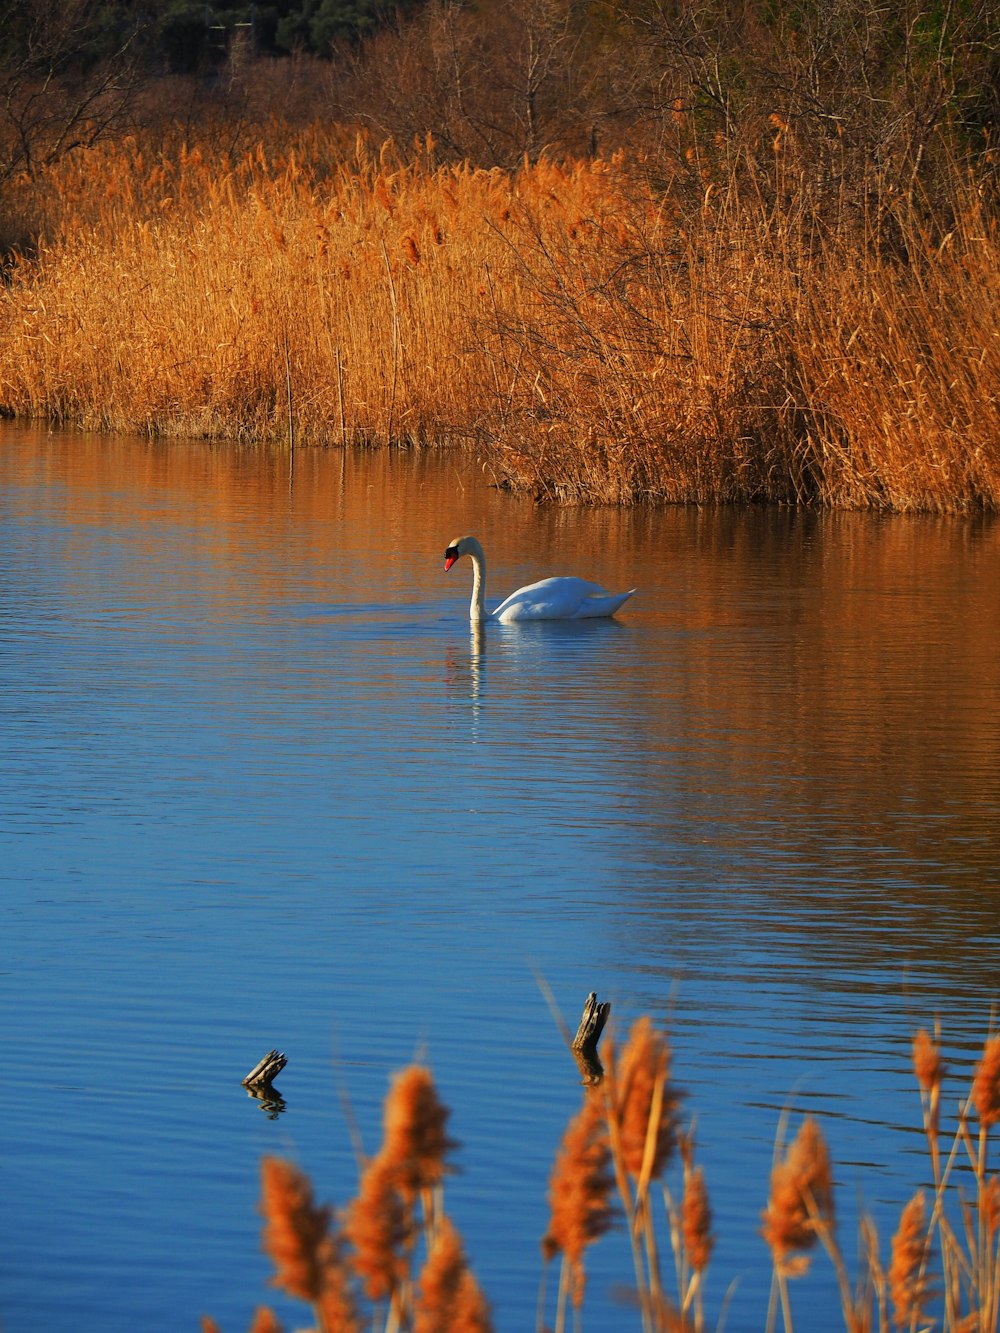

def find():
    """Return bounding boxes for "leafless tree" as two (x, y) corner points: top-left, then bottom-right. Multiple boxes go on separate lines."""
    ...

(0, 0), (145, 186)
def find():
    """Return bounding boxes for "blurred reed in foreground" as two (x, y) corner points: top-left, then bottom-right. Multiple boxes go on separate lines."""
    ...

(1, 122), (997, 511)
(203, 1018), (1000, 1332)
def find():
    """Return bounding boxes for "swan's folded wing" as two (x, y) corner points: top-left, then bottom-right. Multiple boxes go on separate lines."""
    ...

(492, 576), (633, 622)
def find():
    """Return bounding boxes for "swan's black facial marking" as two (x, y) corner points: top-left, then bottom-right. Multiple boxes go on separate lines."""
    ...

(444, 545), (460, 571)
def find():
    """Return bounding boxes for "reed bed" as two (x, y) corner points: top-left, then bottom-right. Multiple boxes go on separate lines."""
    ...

(207, 1017), (1000, 1333)
(1, 122), (997, 509)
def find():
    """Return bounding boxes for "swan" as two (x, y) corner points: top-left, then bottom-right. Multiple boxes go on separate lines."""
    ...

(444, 535), (636, 623)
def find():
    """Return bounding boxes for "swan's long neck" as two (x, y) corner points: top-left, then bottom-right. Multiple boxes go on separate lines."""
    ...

(465, 540), (487, 621)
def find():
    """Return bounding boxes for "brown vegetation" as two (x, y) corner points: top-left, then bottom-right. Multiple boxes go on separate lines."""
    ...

(0, 0), (997, 510)
(205, 1019), (1000, 1333)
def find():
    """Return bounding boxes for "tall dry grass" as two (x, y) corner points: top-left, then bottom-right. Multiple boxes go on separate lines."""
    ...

(208, 1017), (1000, 1332)
(227, 1063), (490, 1333)
(0, 120), (997, 510)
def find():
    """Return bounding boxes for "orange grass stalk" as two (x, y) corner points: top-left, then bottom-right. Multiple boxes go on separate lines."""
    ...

(888, 1192), (930, 1330)
(681, 1165), (713, 1277)
(603, 1018), (682, 1331)
(541, 1088), (615, 1310)
(972, 1037), (1000, 1132)
(761, 1117), (834, 1272)
(381, 1065), (457, 1202)
(761, 1116), (836, 1333)
(412, 1215), (493, 1333)
(259, 1156), (360, 1333)
(972, 1028), (1000, 1313)
(611, 1017), (679, 1185)
(677, 1159), (714, 1333)
(248, 1309), (284, 1333)
(912, 1028), (946, 1182)
(344, 1150), (409, 1303)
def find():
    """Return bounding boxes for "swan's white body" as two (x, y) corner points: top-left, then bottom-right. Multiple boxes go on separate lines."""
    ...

(444, 535), (635, 623)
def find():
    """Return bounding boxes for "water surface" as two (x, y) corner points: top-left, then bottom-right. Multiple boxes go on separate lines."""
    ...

(2, 426), (999, 1331)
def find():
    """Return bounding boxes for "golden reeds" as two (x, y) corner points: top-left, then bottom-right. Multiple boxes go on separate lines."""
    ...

(681, 1165), (713, 1277)
(242, 1066), (481, 1333)
(913, 1026), (947, 1190)
(762, 1116), (834, 1272)
(248, 1308), (284, 1333)
(888, 1191), (930, 1329)
(542, 1087), (615, 1312)
(608, 1017), (679, 1185)
(973, 1037), (1000, 1130)
(380, 1065), (456, 1201)
(412, 1216), (493, 1333)
(0, 123), (997, 511)
(259, 1156), (361, 1333)
(207, 1020), (1000, 1333)
(344, 1151), (409, 1303)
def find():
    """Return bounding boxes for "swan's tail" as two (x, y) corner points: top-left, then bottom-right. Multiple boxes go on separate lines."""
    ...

(576, 588), (637, 618)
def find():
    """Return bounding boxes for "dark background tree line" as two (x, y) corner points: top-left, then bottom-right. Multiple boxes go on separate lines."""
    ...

(0, 0), (997, 205)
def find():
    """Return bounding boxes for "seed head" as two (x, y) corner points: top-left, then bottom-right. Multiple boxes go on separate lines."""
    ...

(761, 1117), (834, 1271)
(888, 1192), (929, 1328)
(972, 1036), (1000, 1128)
(542, 1089), (615, 1306)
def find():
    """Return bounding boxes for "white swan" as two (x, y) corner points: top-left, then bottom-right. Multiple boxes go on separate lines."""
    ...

(444, 535), (636, 623)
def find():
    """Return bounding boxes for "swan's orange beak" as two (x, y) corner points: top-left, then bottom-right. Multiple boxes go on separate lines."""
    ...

(444, 548), (459, 571)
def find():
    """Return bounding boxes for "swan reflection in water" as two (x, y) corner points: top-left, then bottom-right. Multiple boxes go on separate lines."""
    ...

(444, 614), (629, 752)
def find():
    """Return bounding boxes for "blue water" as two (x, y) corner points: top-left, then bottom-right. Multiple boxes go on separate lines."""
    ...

(2, 426), (1000, 1331)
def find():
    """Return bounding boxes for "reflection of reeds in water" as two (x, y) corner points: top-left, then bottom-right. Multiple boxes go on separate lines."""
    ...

(209, 1022), (1000, 1333)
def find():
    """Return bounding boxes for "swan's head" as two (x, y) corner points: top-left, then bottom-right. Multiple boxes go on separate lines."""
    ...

(444, 536), (473, 571)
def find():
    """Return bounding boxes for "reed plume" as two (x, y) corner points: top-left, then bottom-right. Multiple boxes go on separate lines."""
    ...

(381, 1065), (456, 1200)
(260, 1156), (332, 1303)
(761, 1116), (834, 1274)
(913, 1028), (946, 1171)
(259, 1155), (360, 1333)
(912, 1029), (946, 1096)
(248, 1309), (284, 1333)
(412, 1215), (493, 1333)
(344, 1150), (409, 1302)
(601, 1018), (682, 1329)
(609, 1017), (680, 1183)
(888, 1191), (930, 1329)
(681, 1165), (713, 1276)
(972, 1037), (1000, 1130)
(542, 1087), (615, 1308)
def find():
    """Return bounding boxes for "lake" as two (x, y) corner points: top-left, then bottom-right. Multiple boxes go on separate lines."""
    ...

(2, 424), (999, 1332)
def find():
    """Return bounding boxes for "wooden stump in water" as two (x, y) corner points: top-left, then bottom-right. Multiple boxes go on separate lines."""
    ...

(572, 992), (610, 1084)
(242, 1049), (287, 1089)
